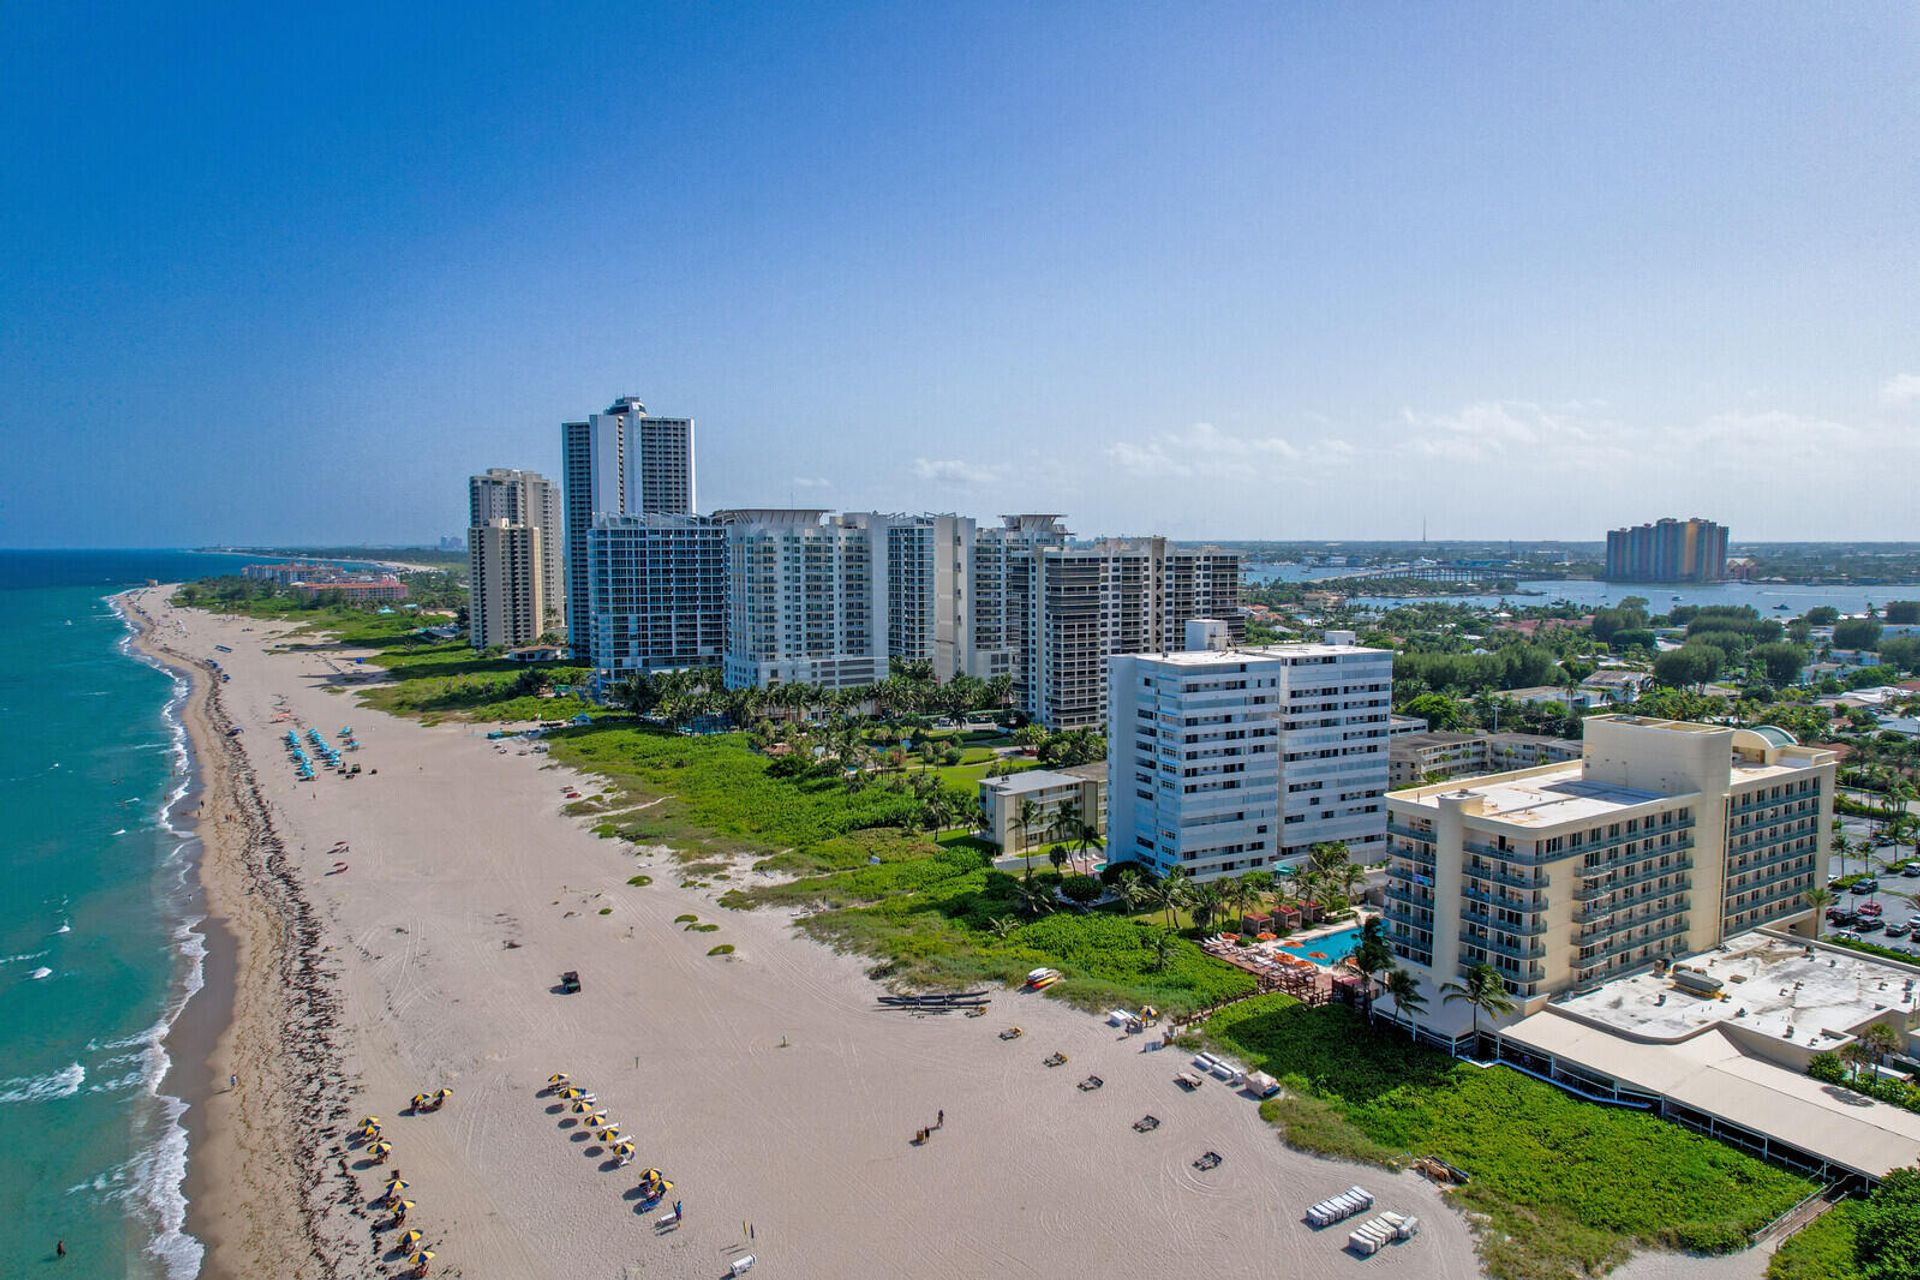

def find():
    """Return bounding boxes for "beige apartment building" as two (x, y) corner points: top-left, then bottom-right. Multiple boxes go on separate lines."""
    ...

(978, 763), (1107, 854)
(469, 519), (550, 650)
(1385, 716), (1836, 1026)
(1389, 731), (1584, 787)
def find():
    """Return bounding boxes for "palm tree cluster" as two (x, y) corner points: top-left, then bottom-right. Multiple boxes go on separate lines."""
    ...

(614, 667), (1013, 731)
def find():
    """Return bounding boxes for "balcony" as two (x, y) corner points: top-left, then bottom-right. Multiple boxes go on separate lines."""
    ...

(1463, 931), (1547, 962)
(1461, 907), (1548, 937)
(1576, 893), (1690, 927)
(1728, 861), (1816, 898)
(1575, 918), (1688, 966)
(1462, 839), (1559, 867)
(1463, 863), (1549, 892)
(1387, 821), (1436, 843)
(1384, 884), (1434, 911)
(1572, 857), (1694, 901)
(1463, 883), (1547, 914)
(1577, 844), (1695, 877)
(1382, 904), (1432, 933)
(1730, 793), (1815, 818)
(1729, 825), (1817, 860)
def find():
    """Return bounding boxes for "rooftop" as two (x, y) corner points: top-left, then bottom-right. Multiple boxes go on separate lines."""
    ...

(1397, 763), (1672, 826)
(982, 767), (1099, 795)
(1136, 642), (1388, 665)
(1552, 932), (1919, 1045)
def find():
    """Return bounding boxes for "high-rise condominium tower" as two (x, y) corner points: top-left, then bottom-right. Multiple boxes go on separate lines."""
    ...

(467, 468), (563, 648)
(562, 397), (696, 659)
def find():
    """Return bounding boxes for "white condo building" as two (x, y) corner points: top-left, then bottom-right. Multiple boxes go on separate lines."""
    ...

(717, 509), (887, 691)
(586, 513), (726, 676)
(562, 396), (695, 655)
(1107, 626), (1392, 882)
(467, 468), (563, 648)
(1384, 715), (1837, 1026)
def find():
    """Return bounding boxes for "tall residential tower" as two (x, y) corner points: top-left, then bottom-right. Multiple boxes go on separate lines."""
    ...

(467, 468), (563, 648)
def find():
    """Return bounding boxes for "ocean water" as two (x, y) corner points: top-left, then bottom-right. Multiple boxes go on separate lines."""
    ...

(0, 551), (242, 1277)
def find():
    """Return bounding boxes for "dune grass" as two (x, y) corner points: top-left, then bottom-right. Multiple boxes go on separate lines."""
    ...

(1205, 996), (1812, 1280)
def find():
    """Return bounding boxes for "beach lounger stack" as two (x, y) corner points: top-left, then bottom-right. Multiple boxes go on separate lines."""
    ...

(1305, 1186), (1374, 1229)
(1346, 1211), (1415, 1256)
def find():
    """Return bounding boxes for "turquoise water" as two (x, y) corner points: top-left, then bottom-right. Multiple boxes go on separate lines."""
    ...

(1278, 924), (1363, 967)
(0, 551), (240, 1277)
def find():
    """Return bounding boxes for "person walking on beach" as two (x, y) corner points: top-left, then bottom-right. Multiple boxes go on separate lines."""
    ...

(937, 1109), (944, 1129)
(229, 1073), (238, 1090)
(673, 1199), (682, 1222)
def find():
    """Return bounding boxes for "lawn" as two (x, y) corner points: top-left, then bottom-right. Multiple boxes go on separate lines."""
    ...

(1205, 995), (1812, 1280)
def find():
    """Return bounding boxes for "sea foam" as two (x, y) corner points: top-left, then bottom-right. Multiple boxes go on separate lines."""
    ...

(0, 1062), (85, 1103)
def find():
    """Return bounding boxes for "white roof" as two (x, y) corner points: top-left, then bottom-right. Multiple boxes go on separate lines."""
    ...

(1504, 1010), (1920, 1179)
(981, 768), (1089, 795)
(1397, 763), (1671, 827)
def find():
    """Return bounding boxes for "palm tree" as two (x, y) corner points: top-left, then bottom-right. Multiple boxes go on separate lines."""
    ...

(1859, 1022), (1900, 1074)
(1383, 967), (1426, 1042)
(1188, 881), (1227, 932)
(985, 915), (1017, 941)
(1142, 875), (1179, 930)
(1048, 845), (1068, 875)
(1111, 868), (1144, 914)
(1014, 877), (1056, 919)
(1349, 917), (1395, 1021)
(1050, 799), (1082, 853)
(1441, 963), (1516, 1054)
(1839, 1039), (1873, 1084)
(1150, 929), (1177, 973)
(1332, 862), (1368, 916)
(1016, 798), (1043, 858)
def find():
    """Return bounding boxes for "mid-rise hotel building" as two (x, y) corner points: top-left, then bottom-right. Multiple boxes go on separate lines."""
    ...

(1384, 716), (1836, 1024)
(1107, 626), (1392, 882)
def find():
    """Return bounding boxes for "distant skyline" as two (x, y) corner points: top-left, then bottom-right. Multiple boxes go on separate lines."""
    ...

(2, 5), (1916, 546)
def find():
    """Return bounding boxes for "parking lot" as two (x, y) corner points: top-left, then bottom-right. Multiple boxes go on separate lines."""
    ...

(1823, 820), (1920, 956)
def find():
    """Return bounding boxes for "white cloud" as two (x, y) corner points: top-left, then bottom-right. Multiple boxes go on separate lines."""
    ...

(912, 457), (1003, 485)
(1879, 373), (1920, 406)
(1399, 400), (1617, 465)
(790, 475), (832, 490)
(1106, 422), (1322, 479)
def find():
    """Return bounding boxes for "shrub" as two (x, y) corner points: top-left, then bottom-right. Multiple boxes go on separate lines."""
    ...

(597, 907), (612, 916)
(689, 922), (719, 933)
(627, 875), (652, 886)
(674, 913), (698, 923)
(1059, 874), (1103, 904)
(707, 944), (735, 956)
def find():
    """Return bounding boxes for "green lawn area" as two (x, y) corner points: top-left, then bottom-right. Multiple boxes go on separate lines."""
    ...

(1205, 995), (1812, 1280)
(1768, 1205), (1862, 1280)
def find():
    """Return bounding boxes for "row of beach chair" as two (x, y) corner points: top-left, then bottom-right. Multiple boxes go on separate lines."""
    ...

(1305, 1185), (1374, 1228)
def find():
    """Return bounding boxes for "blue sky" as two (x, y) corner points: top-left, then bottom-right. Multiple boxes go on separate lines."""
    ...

(2, 4), (1915, 546)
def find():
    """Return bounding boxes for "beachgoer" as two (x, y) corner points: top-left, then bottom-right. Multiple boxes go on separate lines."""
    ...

(229, 1073), (238, 1089)
(56, 1240), (65, 1258)
(674, 1199), (682, 1221)
(937, 1109), (944, 1129)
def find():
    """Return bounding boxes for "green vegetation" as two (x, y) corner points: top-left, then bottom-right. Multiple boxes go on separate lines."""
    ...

(1206, 996), (1811, 1280)
(597, 907), (612, 915)
(1768, 1171), (1920, 1280)
(1769, 1204), (1862, 1280)
(673, 913), (698, 924)
(626, 875), (651, 886)
(707, 944), (735, 956)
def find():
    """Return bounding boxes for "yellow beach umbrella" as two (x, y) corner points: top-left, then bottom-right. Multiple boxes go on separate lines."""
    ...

(613, 1142), (635, 1158)
(368, 1141), (392, 1160)
(547, 1072), (569, 1085)
(358, 1116), (382, 1129)
(582, 1109), (608, 1126)
(392, 1199), (416, 1213)
(639, 1168), (662, 1182)
(407, 1251), (435, 1265)
(655, 1179), (673, 1193)
(571, 1098), (595, 1114)
(595, 1126), (622, 1142)
(559, 1087), (584, 1100)
(359, 1124), (382, 1141)
(411, 1093), (431, 1110)
(433, 1088), (452, 1105)
(383, 1177), (410, 1195)
(401, 1230), (423, 1249)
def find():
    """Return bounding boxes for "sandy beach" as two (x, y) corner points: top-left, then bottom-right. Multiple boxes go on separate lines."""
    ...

(124, 586), (1779, 1280)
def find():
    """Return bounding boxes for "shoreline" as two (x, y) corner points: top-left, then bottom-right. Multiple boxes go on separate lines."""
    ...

(120, 588), (351, 1280)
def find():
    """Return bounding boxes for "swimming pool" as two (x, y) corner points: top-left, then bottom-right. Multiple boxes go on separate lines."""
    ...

(1278, 924), (1363, 967)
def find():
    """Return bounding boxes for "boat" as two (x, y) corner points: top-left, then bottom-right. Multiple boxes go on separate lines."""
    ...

(1030, 974), (1060, 990)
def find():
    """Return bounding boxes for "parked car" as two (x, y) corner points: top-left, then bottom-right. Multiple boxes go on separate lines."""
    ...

(1858, 901), (1884, 917)
(1833, 930), (1863, 942)
(1857, 917), (1886, 934)
(1900, 862), (1920, 878)
(1850, 879), (1880, 894)
(1884, 920), (1912, 939)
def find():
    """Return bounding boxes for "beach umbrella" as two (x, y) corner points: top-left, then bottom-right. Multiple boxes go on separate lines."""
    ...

(559, 1087), (584, 1100)
(547, 1073), (569, 1086)
(433, 1088), (452, 1106)
(358, 1116), (382, 1129)
(359, 1124), (382, 1140)
(639, 1168), (662, 1182)
(392, 1199), (416, 1213)
(613, 1142), (635, 1158)
(401, 1230), (423, 1249)
(368, 1141), (392, 1160)
(383, 1177), (410, 1195)
(411, 1093), (431, 1110)
(595, 1125), (622, 1142)
(583, 1108), (608, 1126)
(407, 1251), (435, 1265)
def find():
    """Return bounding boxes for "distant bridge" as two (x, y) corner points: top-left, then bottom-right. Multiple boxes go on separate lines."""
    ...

(1310, 564), (1500, 584)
